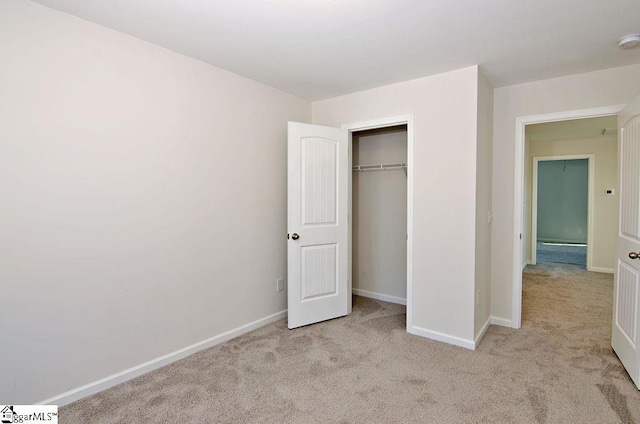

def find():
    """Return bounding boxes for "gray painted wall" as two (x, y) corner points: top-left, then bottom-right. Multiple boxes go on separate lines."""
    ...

(0, 0), (310, 403)
(537, 159), (588, 243)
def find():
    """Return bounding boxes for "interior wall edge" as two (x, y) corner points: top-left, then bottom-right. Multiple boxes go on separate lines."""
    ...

(474, 316), (492, 348)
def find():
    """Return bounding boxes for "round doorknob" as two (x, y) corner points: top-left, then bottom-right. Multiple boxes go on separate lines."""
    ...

(629, 252), (640, 260)
(291, 233), (300, 240)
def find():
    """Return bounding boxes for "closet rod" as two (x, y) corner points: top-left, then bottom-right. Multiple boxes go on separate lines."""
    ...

(352, 162), (407, 172)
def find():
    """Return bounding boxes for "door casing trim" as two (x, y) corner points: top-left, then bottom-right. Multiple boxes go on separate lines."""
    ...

(512, 105), (624, 328)
(342, 115), (414, 330)
(531, 154), (594, 269)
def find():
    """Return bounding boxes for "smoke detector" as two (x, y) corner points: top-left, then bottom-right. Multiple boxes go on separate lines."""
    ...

(618, 34), (640, 49)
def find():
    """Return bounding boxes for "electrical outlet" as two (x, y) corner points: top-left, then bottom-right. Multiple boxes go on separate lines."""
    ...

(276, 278), (284, 292)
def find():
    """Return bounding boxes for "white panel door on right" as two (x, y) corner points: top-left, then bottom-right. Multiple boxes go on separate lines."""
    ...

(287, 122), (349, 329)
(613, 92), (640, 390)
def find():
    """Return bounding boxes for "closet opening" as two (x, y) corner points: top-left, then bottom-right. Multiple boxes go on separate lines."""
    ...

(351, 124), (408, 308)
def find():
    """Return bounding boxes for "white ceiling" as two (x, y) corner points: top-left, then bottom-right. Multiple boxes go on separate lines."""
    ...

(31, 0), (640, 100)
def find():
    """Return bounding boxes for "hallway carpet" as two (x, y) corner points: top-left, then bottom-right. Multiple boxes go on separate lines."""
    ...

(536, 241), (587, 267)
(61, 264), (640, 423)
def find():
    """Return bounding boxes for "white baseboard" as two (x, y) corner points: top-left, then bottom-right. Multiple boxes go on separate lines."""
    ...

(490, 316), (512, 327)
(474, 316), (491, 348)
(588, 266), (614, 274)
(38, 309), (288, 406)
(408, 325), (475, 350)
(353, 288), (407, 306)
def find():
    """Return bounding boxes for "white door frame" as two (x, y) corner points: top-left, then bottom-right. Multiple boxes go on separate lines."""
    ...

(512, 105), (624, 329)
(342, 115), (414, 330)
(531, 154), (594, 269)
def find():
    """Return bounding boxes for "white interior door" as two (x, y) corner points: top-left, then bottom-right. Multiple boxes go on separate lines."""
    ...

(287, 122), (349, 329)
(613, 93), (640, 389)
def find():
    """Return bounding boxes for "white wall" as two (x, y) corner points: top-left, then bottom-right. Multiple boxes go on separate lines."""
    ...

(313, 66), (481, 345)
(474, 71), (493, 337)
(352, 128), (407, 302)
(526, 136), (617, 271)
(0, 0), (310, 404)
(491, 64), (640, 323)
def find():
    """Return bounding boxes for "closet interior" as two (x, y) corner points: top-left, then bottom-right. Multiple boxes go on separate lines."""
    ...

(352, 125), (408, 305)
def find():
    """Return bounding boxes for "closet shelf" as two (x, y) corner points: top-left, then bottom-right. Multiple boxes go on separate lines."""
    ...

(352, 162), (407, 174)
(352, 162), (407, 172)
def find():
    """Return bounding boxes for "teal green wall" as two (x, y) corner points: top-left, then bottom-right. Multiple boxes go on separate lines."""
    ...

(537, 159), (588, 243)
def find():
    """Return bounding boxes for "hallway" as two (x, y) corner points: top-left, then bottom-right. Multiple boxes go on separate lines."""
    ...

(535, 242), (587, 267)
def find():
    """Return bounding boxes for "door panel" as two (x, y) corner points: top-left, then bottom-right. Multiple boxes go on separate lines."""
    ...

(620, 117), (640, 237)
(613, 95), (640, 389)
(287, 122), (348, 329)
(616, 260), (638, 346)
(301, 244), (337, 299)
(302, 137), (338, 226)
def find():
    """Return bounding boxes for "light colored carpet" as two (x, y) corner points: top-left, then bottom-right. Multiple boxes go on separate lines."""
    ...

(61, 264), (640, 423)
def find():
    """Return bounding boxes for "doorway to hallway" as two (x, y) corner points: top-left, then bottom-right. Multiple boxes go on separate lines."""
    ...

(534, 157), (590, 268)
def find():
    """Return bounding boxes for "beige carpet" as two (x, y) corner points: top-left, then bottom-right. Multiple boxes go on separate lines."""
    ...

(61, 264), (640, 423)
